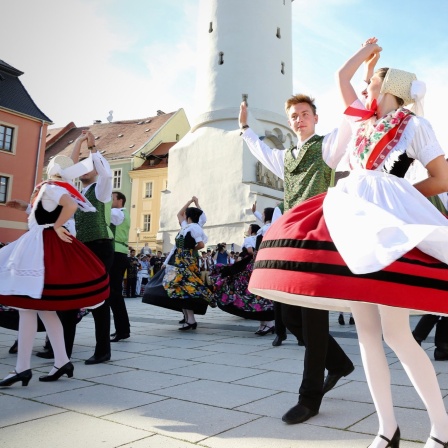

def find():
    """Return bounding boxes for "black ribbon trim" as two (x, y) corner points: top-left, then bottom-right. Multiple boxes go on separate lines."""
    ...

(259, 239), (447, 269)
(43, 273), (109, 290)
(40, 282), (110, 301)
(254, 259), (448, 291)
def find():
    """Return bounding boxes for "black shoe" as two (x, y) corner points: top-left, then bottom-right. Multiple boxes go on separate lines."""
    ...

(428, 435), (448, 447)
(0, 369), (32, 387)
(323, 364), (355, 394)
(36, 348), (55, 359)
(85, 353), (111, 365)
(255, 325), (275, 336)
(110, 333), (130, 342)
(178, 318), (186, 324)
(349, 316), (355, 325)
(179, 322), (197, 331)
(374, 427), (400, 448)
(282, 403), (318, 424)
(434, 347), (448, 361)
(209, 300), (218, 308)
(39, 362), (74, 382)
(8, 340), (18, 354)
(272, 334), (287, 347)
(297, 339), (305, 346)
(338, 313), (345, 325)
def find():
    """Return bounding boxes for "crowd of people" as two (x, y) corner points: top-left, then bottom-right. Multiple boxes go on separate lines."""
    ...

(3, 36), (448, 448)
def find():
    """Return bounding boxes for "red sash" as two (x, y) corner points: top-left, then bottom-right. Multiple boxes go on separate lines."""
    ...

(365, 114), (413, 170)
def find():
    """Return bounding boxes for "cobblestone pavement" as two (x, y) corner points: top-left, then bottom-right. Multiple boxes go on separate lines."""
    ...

(0, 300), (445, 447)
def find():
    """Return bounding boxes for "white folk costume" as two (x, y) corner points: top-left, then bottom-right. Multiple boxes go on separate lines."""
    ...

(250, 74), (448, 315)
(0, 158), (109, 311)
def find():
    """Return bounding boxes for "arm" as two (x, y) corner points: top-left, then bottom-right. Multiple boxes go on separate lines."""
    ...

(91, 149), (113, 202)
(195, 241), (205, 251)
(111, 208), (125, 226)
(251, 201), (263, 223)
(5, 199), (29, 212)
(239, 102), (286, 179)
(70, 131), (89, 163)
(177, 197), (194, 225)
(53, 194), (78, 243)
(336, 38), (382, 109)
(413, 156), (448, 197)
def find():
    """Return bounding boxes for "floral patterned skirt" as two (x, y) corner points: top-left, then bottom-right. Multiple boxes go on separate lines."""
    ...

(212, 259), (274, 321)
(163, 249), (213, 303)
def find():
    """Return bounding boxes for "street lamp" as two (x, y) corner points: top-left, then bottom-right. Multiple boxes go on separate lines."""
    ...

(136, 228), (141, 253)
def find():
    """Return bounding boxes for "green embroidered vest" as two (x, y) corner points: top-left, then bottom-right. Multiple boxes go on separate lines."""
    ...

(75, 183), (112, 243)
(284, 135), (331, 211)
(110, 208), (130, 254)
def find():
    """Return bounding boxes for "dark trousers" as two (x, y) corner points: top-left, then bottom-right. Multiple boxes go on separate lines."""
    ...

(126, 277), (137, 298)
(413, 315), (448, 348)
(282, 304), (353, 412)
(274, 301), (287, 336)
(62, 239), (114, 357)
(109, 252), (130, 335)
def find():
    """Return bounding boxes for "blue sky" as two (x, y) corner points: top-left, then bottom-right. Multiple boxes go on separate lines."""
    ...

(3, 0), (448, 146)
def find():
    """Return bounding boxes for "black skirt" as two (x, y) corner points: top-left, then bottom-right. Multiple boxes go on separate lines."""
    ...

(142, 270), (208, 315)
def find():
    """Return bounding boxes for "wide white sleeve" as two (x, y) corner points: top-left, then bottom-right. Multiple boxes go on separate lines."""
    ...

(110, 208), (125, 225)
(242, 235), (256, 249)
(253, 210), (263, 223)
(272, 206), (282, 223)
(92, 152), (113, 203)
(41, 184), (70, 211)
(322, 118), (353, 170)
(242, 128), (285, 180)
(406, 117), (445, 167)
(198, 211), (207, 227)
(188, 223), (206, 243)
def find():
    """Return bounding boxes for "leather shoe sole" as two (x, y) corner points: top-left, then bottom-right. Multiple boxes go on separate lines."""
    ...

(85, 354), (111, 365)
(323, 364), (355, 394)
(110, 334), (130, 342)
(282, 403), (318, 424)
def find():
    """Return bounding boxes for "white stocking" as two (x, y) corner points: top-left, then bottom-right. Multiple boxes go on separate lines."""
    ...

(183, 309), (196, 325)
(14, 309), (38, 374)
(377, 305), (448, 447)
(352, 303), (448, 447)
(38, 311), (69, 375)
(351, 302), (397, 448)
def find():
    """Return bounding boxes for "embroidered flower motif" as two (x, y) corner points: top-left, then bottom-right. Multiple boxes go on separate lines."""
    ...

(350, 107), (413, 169)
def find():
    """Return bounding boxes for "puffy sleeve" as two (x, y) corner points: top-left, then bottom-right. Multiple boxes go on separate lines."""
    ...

(41, 184), (71, 211)
(242, 235), (256, 249)
(188, 223), (208, 244)
(406, 117), (445, 167)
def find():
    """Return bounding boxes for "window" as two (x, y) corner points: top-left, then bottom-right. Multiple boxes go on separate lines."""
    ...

(276, 27), (281, 38)
(74, 179), (82, 191)
(0, 175), (9, 203)
(209, 22), (213, 33)
(113, 169), (122, 189)
(0, 125), (14, 152)
(218, 52), (224, 65)
(281, 62), (285, 74)
(143, 214), (151, 232)
(145, 182), (153, 198)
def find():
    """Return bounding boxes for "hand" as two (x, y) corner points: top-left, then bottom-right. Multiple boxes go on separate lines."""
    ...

(54, 227), (73, 243)
(76, 130), (89, 143)
(251, 201), (257, 213)
(86, 131), (95, 148)
(5, 199), (28, 211)
(239, 101), (248, 128)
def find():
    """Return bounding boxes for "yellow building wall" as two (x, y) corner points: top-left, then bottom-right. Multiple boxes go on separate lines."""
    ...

(128, 108), (190, 252)
(129, 167), (167, 252)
